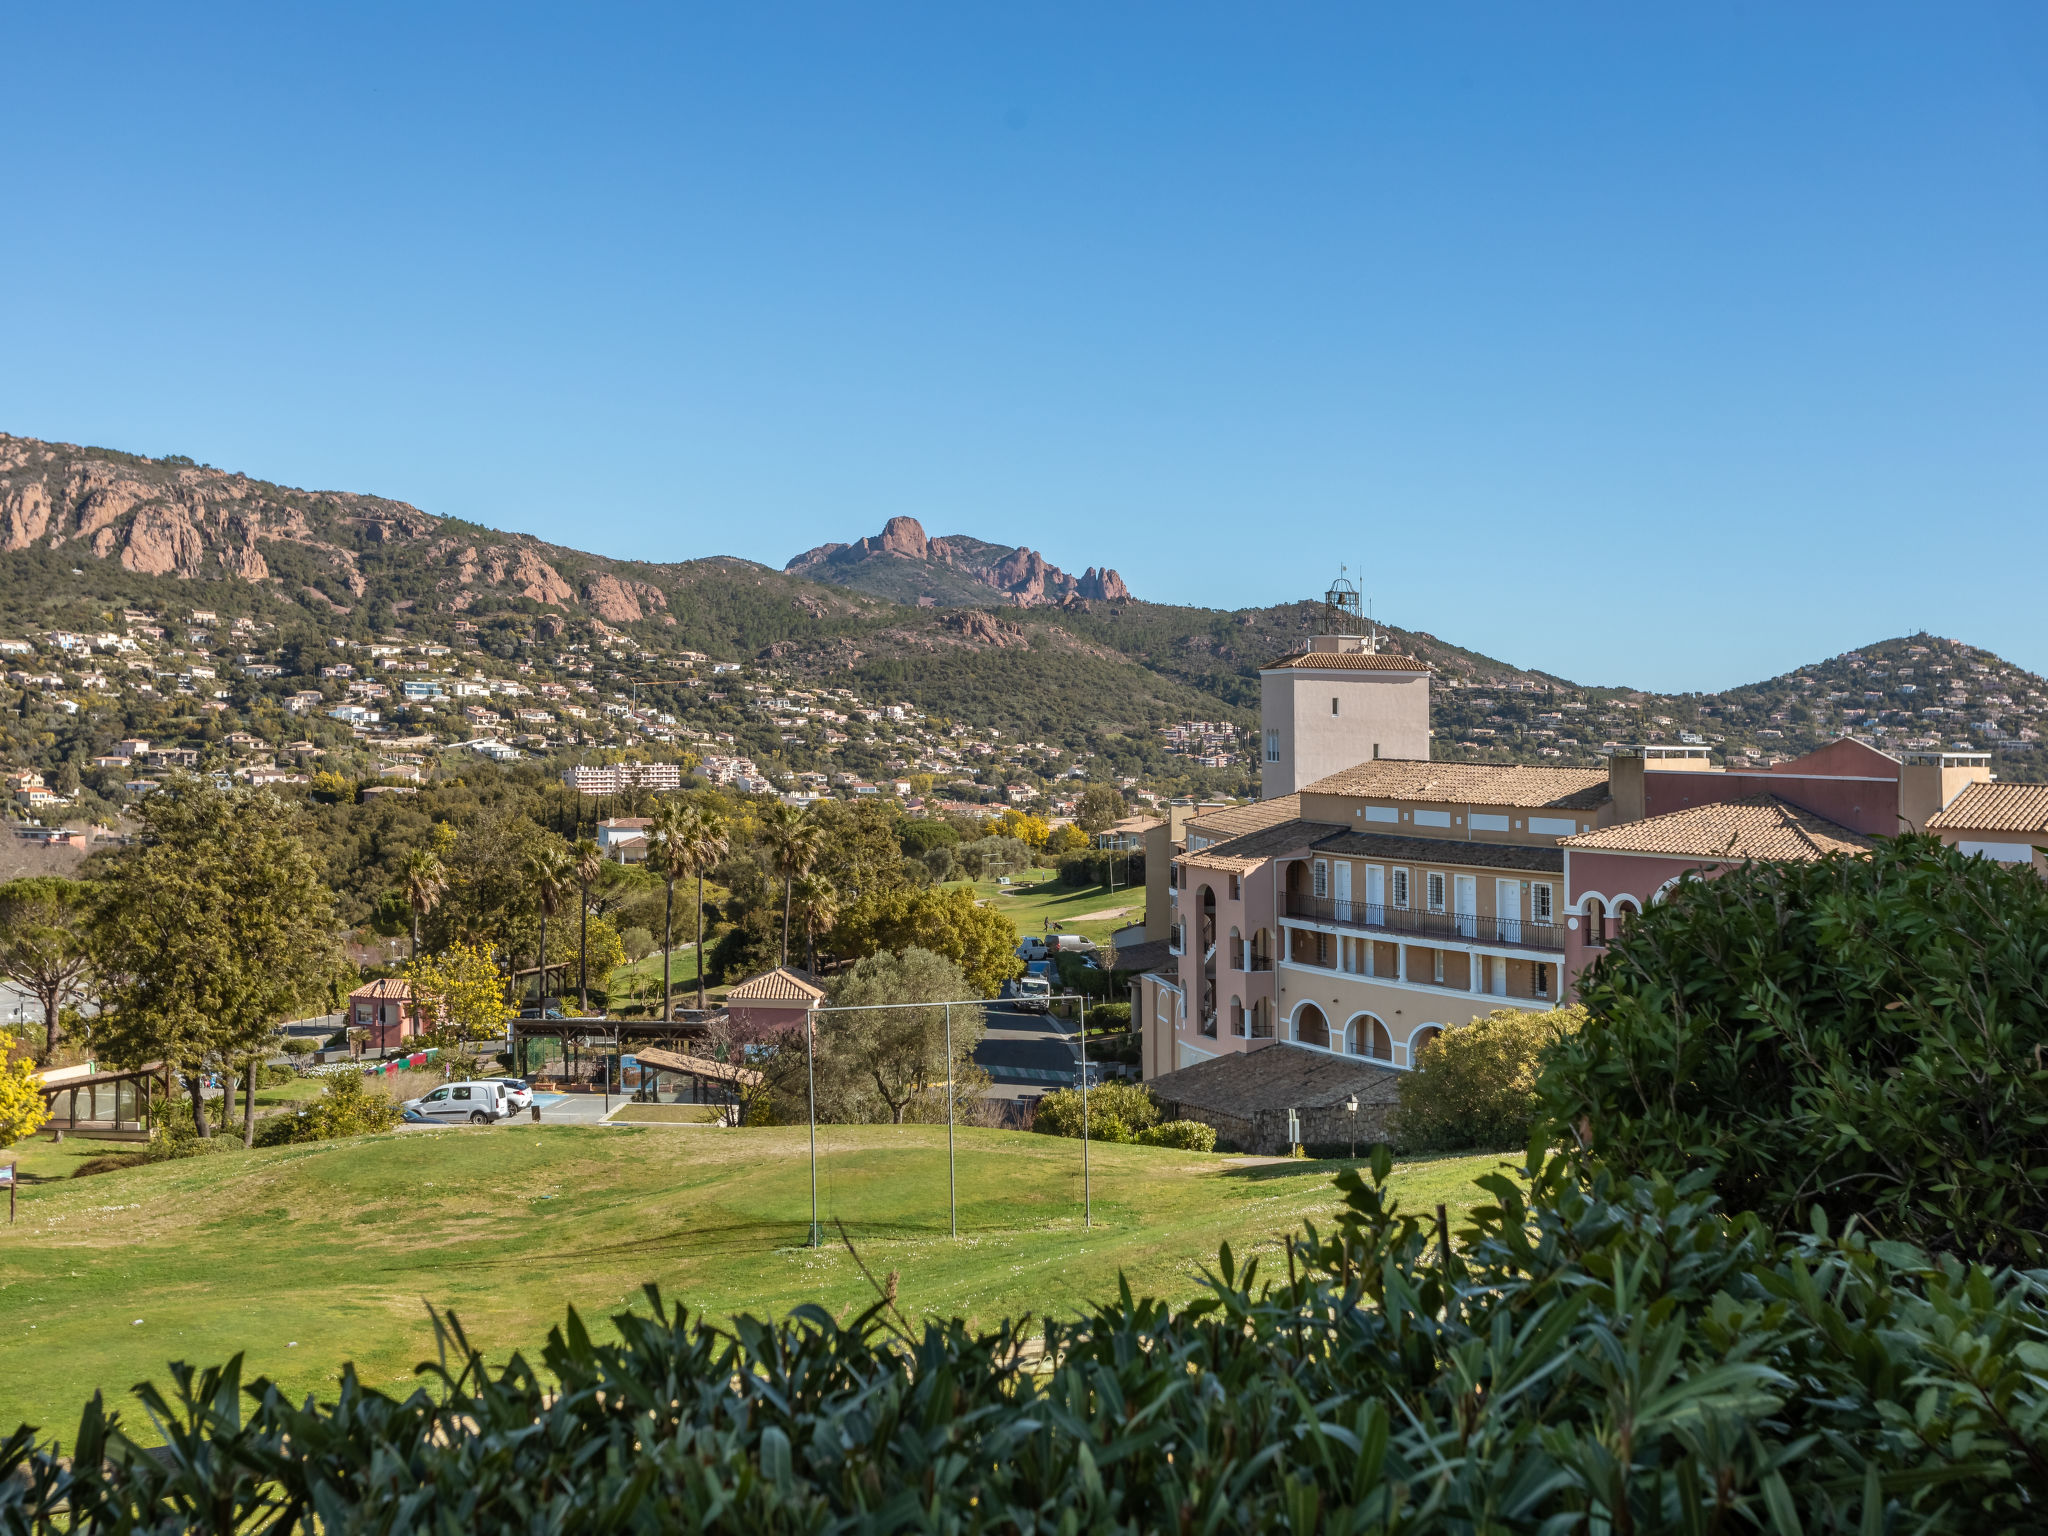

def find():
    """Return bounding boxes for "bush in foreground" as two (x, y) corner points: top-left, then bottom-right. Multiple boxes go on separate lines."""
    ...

(252, 1073), (401, 1147)
(1541, 835), (2048, 1265)
(5, 1147), (2043, 1532)
(1395, 1004), (1583, 1151)
(1032, 1079), (1158, 1141)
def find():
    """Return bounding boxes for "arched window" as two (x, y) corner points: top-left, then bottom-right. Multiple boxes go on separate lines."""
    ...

(1611, 897), (1639, 937)
(1584, 897), (1607, 946)
(1410, 1024), (1444, 1063)
(1295, 1003), (1330, 1049)
(1230, 996), (1246, 1036)
(1228, 926), (1243, 970)
(1249, 998), (1276, 1039)
(1350, 1014), (1393, 1061)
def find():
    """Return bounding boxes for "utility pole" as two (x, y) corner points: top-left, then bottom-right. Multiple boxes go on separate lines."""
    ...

(806, 1005), (820, 1248)
(1079, 992), (1090, 1230)
(945, 1002), (957, 1239)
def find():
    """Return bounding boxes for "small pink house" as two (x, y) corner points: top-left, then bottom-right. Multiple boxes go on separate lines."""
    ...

(724, 967), (825, 1042)
(349, 978), (425, 1051)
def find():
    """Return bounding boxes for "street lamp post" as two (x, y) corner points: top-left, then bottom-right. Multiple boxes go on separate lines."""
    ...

(806, 1003), (821, 1248)
(1079, 992), (1090, 1230)
(1345, 1093), (1359, 1161)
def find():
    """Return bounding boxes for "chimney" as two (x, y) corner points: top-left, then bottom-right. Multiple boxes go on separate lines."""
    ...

(1608, 751), (1646, 824)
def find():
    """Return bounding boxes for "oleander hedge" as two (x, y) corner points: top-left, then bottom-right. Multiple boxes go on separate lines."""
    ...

(4, 1146), (2044, 1533)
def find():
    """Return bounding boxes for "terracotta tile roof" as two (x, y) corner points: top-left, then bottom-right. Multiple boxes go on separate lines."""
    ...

(1560, 797), (1874, 861)
(349, 978), (414, 1001)
(1260, 650), (1428, 672)
(1149, 1042), (1405, 1117)
(1184, 795), (1303, 845)
(1301, 760), (1611, 811)
(725, 967), (826, 1002)
(1925, 782), (2048, 835)
(1184, 816), (1342, 872)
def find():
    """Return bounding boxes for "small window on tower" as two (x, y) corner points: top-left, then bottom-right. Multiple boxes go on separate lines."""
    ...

(1332, 696), (1340, 715)
(1264, 728), (1280, 763)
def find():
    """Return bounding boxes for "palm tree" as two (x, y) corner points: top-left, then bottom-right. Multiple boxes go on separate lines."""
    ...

(681, 804), (730, 1012)
(523, 841), (574, 1013)
(645, 799), (692, 1022)
(404, 847), (448, 960)
(759, 801), (826, 968)
(790, 872), (838, 974)
(571, 836), (604, 1009)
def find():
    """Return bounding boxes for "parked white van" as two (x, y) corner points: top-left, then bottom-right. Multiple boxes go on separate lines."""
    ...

(404, 1080), (513, 1124)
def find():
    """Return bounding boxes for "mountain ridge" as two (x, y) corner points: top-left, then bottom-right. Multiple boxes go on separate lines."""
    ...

(785, 515), (1130, 608)
(1, 432), (2043, 781)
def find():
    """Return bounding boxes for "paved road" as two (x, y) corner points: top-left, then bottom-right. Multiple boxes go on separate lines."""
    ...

(975, 1002), (1082, 1099)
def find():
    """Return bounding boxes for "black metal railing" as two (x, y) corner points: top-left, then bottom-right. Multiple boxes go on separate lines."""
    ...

(1284, 893), (1565, 952)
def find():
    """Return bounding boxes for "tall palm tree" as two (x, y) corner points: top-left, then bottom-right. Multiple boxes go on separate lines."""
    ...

(404, 847), (448, 961)
(571, 836), (605, 1009)
(645, 798), (692, 1022)
(681, 804), (730, 1012)
(790, 872), (838, 975)
(523, 841), (574, 1013)
(759, 801), (826, 968)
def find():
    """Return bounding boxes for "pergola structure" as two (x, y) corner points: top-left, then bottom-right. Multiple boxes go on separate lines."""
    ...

(633, 1046), (763, 1119)
(35, 1061), (174, 1142)
(507, 1014), (716, 1090)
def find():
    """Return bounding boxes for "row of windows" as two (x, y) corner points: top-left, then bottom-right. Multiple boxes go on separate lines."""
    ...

(1310, 858), (1555, 922)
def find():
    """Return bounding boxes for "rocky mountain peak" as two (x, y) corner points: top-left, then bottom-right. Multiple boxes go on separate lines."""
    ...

(784, 519), (1131, 608)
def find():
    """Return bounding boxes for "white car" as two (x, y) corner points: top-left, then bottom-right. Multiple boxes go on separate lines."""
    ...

(493, 1078), (535, 1110)
(404, 1080), (513, 1124)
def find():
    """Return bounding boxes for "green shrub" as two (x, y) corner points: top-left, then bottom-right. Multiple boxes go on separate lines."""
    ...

(251, 1073), (402, 1147)
(6, 1149), (2042, 1531)
(1086, 1001), (1132, 1029)
(1031, 1079), (1158, 1142)
(1539, 835), (2048, 1264)
(1135, 1118), (1216, 1151)
(1395, 1005), (1583, 1151)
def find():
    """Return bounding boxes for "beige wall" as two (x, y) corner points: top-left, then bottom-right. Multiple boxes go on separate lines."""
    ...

(1900, 759), (1997, 832)
(1259, 668), (1429, 799)
(1297, 790), (1597, 844)
(1271, 968), (1546, 1069)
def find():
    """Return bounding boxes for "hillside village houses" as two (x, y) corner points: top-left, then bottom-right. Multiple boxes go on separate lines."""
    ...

(1135, 588), (2015, 1148)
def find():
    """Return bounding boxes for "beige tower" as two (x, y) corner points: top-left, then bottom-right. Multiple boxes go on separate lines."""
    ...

(1257, 577), (1430, 799)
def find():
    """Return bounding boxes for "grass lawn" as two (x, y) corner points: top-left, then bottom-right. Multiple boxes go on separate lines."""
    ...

(609, 1103), (724, 1124)
(0, 1125), (1506, 1438)
(968, 876), (1145, 949)
(605, 946), (708, 1012)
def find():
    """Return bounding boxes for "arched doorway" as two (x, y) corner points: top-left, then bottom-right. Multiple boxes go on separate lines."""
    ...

(1294, 1003), (1330, 1049)
(1350, 1013), (1393, 1060)
(1410, 1024), (1443, 1063)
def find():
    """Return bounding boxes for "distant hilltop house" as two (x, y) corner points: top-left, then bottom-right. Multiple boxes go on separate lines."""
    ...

(597, 816), (650, 861)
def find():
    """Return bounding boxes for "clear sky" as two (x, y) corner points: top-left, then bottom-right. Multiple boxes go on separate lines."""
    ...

(3, 4), (2044, 692)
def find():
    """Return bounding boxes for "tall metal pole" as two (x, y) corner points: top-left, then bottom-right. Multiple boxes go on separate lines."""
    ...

(1079, 992), (1090, 1230)
(944, 1002), (957, 1239)
(806, 1005), (820, 1248)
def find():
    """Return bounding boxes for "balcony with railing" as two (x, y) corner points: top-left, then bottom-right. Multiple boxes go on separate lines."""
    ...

(1284, 893), (1564, 952)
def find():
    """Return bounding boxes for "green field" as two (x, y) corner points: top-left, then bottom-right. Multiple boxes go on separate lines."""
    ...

(970, 875), (1145, 949)
(0, 1125), (1500, 1437)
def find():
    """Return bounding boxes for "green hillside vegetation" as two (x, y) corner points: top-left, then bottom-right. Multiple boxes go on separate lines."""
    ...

(0, 1123), (1496, 1437)
(1, 435), (2043, 795)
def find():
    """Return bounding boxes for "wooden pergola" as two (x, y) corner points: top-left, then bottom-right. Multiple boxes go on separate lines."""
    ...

(633, 1046), (762, 1119)
(507, 1015), (715, 1089)
(35, 1061), (173, 1142)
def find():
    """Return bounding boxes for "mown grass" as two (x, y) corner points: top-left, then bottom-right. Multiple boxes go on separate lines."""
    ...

(0, 1125), (1503, 1438)
(968, 876), (1144, 948)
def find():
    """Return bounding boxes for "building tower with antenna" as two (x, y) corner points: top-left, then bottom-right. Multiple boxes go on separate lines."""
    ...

(1255, 568), (1431, 798)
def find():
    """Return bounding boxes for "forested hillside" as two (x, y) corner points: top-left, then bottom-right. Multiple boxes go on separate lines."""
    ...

(2, 433), (2043, 791)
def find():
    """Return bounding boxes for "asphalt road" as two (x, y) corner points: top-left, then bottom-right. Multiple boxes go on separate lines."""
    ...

(975, 1002), (1082, 1100)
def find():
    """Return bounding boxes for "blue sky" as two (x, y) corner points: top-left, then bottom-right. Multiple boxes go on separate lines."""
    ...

(3, 4), (2044, 692)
